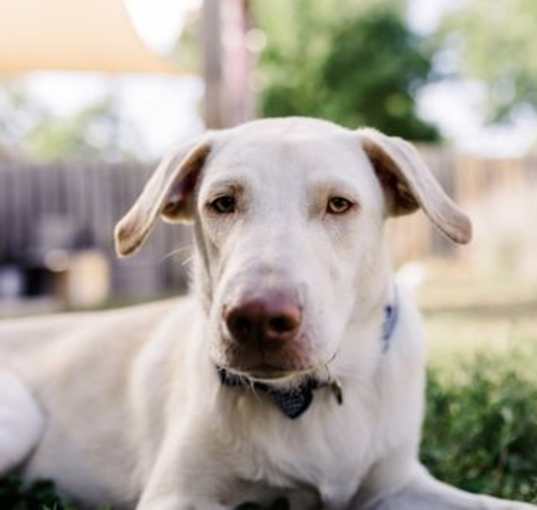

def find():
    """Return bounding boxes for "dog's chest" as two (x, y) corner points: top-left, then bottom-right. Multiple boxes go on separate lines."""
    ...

(221, 392), (375, 508)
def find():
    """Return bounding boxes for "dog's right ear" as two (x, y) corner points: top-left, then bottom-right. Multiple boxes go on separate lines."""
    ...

(114, 139), (211, 257)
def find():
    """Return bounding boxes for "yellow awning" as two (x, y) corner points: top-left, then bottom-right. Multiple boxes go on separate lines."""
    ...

(0, 0), (182, 74)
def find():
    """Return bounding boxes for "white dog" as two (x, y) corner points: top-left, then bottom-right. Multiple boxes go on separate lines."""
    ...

(0, 118), (534, 510)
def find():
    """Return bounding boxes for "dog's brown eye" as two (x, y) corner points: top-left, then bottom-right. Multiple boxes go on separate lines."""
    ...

(210, 195), (236, 214)
(327, 196), (353, 214)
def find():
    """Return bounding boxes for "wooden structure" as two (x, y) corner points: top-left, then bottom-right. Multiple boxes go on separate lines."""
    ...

(0, 0), (254, 129)
(0, 159), (190, 301)
(0, 150), (536, 302)
(0, 0), (180, 74)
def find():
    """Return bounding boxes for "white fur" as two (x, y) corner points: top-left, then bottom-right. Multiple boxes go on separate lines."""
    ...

(0, 372), (44, 473)
(0, 118), (533, 509)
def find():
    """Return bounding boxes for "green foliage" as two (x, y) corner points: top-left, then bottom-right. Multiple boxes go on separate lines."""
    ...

(0, 83), (142, 162)
(0, 475), (286, 510)
(25, 99), (127, 162)
(440, 0), (537, 121)
(2, 352), (537, 508)
(0, 477), (67, 510)
(235, 498), (289, 510)
(256, 3), (439, 140)
(422, 353), (537, 503)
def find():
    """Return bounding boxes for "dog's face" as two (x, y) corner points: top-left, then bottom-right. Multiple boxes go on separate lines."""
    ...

(196, 123), (388, 377)
(115, 118), (471, 381)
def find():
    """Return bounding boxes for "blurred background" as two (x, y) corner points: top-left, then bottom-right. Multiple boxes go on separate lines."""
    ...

(2, 1), (537, 504)
(0, 0), (536, 363)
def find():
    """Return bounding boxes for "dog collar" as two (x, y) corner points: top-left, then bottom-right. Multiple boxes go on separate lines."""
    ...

(382, 285), (399, 353)
(217, 367), (332, 419)
(218, 289), (399, 419)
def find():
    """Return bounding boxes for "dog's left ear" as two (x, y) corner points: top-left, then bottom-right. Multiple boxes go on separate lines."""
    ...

(358, 128), (472, 244)
(114, 138), (211, 257)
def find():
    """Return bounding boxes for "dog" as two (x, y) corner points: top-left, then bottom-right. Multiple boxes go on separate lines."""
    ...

(0, 117), (534, 510)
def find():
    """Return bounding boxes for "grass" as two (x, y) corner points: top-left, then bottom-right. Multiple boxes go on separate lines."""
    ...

(423, 354), (537, 503)
(416, 264), (537, 505)
(417, 260), (537, 365)
(0, 478), (69, 510)
(2, 263), (537, 509)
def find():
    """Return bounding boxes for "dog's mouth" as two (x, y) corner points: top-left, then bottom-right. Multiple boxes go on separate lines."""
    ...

(214, 360), (315, 386)
(244, 363), (305, 379)
(216, 362), (345, 414)
(214, 359), (333, 389)
(212, 327), (338, 387)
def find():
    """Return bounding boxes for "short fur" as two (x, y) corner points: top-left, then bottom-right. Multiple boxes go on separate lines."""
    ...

(0, 118), (532, 510)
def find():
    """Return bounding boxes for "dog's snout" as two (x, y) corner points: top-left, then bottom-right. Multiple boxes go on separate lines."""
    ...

(224, 293), (302, 346)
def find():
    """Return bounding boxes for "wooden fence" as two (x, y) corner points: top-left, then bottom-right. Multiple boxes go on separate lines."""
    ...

(0, 150), (536, 299)
(0, 159), (191, 299)
(390, 148), (537, 264)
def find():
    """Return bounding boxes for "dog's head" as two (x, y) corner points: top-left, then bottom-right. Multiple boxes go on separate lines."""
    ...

(115, 118), (471, 383)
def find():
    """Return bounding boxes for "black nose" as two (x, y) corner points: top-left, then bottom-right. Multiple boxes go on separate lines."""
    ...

(224, 292), (302, 346)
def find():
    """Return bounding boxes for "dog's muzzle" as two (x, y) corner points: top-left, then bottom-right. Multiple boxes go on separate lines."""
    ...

(217, 286), (399, 419)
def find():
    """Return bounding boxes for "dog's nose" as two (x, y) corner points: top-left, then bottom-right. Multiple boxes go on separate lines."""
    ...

(225, 293), (302, 346)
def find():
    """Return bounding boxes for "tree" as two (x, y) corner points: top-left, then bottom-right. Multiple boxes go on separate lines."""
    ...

(255, 2), (439, 141)
(440, 0), (537, 122)
(0, 81), (142, 162)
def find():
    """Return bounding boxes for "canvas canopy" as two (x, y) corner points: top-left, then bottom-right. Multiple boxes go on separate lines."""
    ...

(0, 0), (180, 74)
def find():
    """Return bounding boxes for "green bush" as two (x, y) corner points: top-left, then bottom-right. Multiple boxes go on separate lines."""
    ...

(2, 352), (536, 509)
(422, 354), (537, 503)
(0, 477), (68, 510)
(257, 3), (440, 141)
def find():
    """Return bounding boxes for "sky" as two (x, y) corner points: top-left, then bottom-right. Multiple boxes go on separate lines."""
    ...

(407, 0), (537, 156)
(11, 0), (537, 159)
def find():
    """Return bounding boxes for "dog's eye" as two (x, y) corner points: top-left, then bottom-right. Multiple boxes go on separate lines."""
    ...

(327, 196), (353, 215)
(209, 195), (236, 214)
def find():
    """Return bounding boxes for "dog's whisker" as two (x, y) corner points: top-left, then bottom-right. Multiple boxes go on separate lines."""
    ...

(247, 379), (264, 403)
(181, 255), (194, 267)
(159, 245), (192, 263)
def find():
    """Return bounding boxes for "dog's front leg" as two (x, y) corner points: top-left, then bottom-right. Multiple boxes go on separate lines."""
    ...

(136, 432), (235, 510)
(137, 466), (231, 510)
(137, 494), (228, 510)
(137, 469), (231, 510)
(363, 463), (536, 510)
